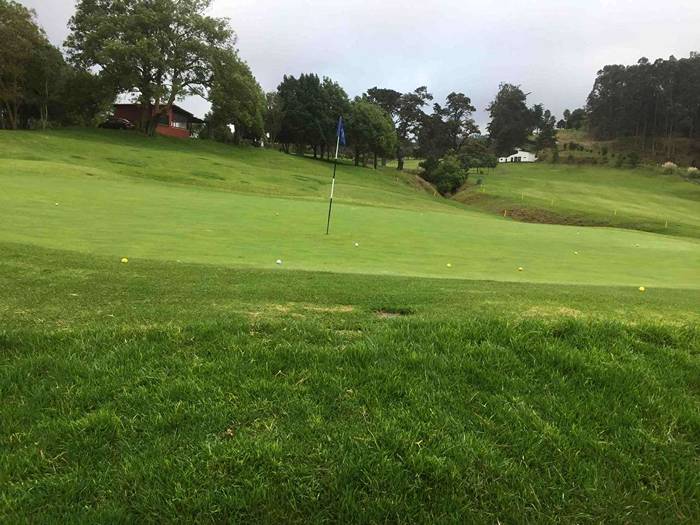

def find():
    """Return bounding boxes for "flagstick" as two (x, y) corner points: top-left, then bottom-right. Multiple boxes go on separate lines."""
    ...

(325, 133), (341, 235)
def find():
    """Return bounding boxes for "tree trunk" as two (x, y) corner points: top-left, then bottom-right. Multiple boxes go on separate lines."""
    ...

(396, 145), (404, 170)
(2, 101), (17, 129)
(354, 148), (360, 166)
(9, 99), (18, 130)
(373, 152), (377, 169)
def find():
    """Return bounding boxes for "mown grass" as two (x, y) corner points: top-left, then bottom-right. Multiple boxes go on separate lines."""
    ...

(0, 129), (434, 210)
(1, 243), (699, 522)
(2, 129), (699, 288)
(455, 163), (700, 238)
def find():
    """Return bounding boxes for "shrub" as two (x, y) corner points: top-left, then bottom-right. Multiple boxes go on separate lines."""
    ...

(551, 147), (560, 163)
(627, 152), (640, 168)
(615, 154), (626, 168)
(688, 166), (700, 179)
(662, 161), (678, 174)
(421, 154), (468, 195)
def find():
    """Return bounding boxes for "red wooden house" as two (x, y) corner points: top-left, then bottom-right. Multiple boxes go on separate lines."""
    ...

(113, 104), (204, 138)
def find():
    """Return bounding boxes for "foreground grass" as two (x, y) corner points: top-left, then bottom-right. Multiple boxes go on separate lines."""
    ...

(455, 163), (700, 238)
(2, 243), (699, 522)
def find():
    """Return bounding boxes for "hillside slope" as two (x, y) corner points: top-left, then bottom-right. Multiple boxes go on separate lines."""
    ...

(1, 129), (699, 288)
(455, 163), (700, 238)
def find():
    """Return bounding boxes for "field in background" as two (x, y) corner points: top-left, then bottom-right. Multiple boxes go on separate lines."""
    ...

(555, 129), (700, 167)
(1, 129), (699, 521)
(455, 163), (700, 238)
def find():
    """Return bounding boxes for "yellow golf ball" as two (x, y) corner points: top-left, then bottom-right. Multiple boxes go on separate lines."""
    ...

(517, 267), (523, 272)
(121, 257), (129, 264)
(639, 286), (646, 292)
(446, 263), (452, 268)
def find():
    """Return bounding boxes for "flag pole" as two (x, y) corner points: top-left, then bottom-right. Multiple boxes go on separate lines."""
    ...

(325, 127), (341, 235)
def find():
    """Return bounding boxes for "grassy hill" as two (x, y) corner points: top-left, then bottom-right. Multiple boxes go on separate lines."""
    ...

(455, 163), (700, 238)
(555, 128), (700, 167)
(1, 129), (699, 288)
(1, 129), (699, 522)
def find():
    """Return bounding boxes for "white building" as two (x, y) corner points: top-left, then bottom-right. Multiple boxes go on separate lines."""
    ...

(498, 149), (537, 163)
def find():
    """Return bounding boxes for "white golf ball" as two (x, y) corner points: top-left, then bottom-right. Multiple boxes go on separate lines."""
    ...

(276, 259), (282, 265)
(354, 242), (359, 247)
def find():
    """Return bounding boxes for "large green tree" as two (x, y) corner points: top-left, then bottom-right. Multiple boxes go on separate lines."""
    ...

(442, 92), (479, 151)
(587, 53), (700, 158)
(535, 109), (557, 151)
(0, 0), (46, 129)
(347, 99), (397, 168)
(207, 49), (265, 143)
(23, 42), (66, 129)
(264, 91), (284, 145)
(487, 83), (534, 156)
(66, 0), (234, 135)
(417, 92), (479, 160)
(365, 86), (434, 170)
(319, 77), (351, 159)
(396, 87), (433, 170)
(274, 73), (350, 157)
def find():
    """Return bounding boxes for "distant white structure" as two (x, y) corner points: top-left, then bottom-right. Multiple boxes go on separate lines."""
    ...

(498, 149), (537, 163)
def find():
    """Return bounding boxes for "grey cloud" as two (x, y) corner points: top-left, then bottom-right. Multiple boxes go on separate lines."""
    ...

(19, 0), (700, 127)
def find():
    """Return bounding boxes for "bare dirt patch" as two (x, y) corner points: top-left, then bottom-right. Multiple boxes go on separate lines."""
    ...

(523, 306), (584, 319)
(374, 307), (414, 319)
(505, 207), (611, 227)
(304, 305), (355, 313)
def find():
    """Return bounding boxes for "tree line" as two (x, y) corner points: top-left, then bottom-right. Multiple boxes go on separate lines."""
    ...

(587, 54), (700, 156)
(0, 0), (266, 141)
(0, 0), (115, 129)
(11, 0), (694, 194)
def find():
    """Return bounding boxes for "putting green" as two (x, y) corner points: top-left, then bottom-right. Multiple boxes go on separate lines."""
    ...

(1, 130), (699, 288)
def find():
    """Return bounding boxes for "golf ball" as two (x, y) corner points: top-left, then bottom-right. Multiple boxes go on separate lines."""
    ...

(121, 257), (128, 264)
(446, 263), (452, 268)
(517, 267), (524, 272)
(354, 242), (359, 247)
(276, 259), (283, 265)
(639, 286), (646, 292)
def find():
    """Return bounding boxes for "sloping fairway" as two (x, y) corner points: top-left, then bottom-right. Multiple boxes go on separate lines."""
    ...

(2, 130), (700, 521)
(1, 129), (699, 288)
(455, 163), (700, 238)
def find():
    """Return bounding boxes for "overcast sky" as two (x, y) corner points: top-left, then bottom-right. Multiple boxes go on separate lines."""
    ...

(19, 0), (700, 128)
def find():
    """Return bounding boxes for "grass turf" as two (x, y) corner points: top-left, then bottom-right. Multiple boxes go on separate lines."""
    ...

(1, 129), (700, 521)
(1, 243), (699, 522)
(1, 129), (699, 288)
(455, 163), (700, 238)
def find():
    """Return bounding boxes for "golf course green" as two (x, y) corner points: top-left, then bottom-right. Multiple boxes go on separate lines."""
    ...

(1, 129), (699, 288)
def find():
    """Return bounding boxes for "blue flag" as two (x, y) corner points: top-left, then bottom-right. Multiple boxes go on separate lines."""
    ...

(337, 116), (346, 146)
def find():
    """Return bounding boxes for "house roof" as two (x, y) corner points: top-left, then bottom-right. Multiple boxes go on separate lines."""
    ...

(113, 103), (204, 124)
